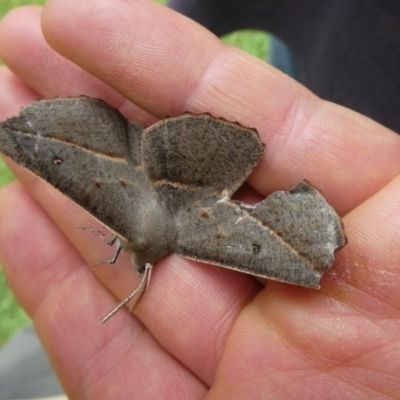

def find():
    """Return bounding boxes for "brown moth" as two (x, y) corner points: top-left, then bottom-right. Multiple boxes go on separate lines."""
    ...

(0, 96), (346, 322)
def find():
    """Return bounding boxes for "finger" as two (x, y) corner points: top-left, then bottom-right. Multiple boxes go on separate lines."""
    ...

(0, 6), (156, 126)
(37, 0), (400, 214)
(209, 173), (400, 398)
(0, 66), (39, 118)
(0, 68), (262, 385)
(1, 4), (400, 214)
(0, 182), (207, 399)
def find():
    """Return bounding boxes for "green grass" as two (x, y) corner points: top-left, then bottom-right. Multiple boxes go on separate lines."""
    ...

(222, 30), (269, 60)
(0, 0), (268, 347)
(0, 0), (45, 19)
(0, 273), (31, 346)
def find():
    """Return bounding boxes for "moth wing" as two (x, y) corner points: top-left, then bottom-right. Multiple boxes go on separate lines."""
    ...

(175, 182), (346, 288)
(252, 180), (346, 273)
(0, 96), (146, 241)
(142, 113), (265, 198)
(3, 96), (143, 165)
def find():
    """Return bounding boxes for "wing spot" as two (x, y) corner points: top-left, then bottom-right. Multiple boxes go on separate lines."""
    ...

(119, 179), (127, 188)
(252, 243), (261, 254)
(201, 211), (210, 218)
(215, 232), (224, 239)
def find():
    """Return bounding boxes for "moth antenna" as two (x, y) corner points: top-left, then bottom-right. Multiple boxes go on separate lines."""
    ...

(101, 263), (153, 324)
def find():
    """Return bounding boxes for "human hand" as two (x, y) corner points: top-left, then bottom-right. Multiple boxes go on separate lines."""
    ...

(1, 1), (400, 398)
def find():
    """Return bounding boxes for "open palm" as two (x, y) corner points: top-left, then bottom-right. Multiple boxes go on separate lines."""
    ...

(0, 1), (400, 398)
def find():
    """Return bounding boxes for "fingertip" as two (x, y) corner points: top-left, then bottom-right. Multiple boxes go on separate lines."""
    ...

(0, 5), (43, 65)
(0, 66), (39, 119)
(40, 0), (222, 115)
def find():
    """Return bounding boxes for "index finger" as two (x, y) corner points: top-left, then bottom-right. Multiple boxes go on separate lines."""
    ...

(39, 0), (400, 214)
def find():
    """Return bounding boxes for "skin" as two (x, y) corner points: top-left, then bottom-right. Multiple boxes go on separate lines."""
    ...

(1, 0), (400, 398)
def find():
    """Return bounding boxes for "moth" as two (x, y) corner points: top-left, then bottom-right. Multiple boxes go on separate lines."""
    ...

(0, 96), (346, 322)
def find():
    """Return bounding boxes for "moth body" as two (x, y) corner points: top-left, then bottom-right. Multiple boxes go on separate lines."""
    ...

(119, 190), (176, 271)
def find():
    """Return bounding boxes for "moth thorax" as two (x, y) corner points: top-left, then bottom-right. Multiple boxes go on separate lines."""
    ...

(129, 199), (175, 263)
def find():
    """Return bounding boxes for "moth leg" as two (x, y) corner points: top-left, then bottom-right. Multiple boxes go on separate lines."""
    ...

(101, 263), (153, 324)
(93, 240), (123, 266)
(75, 226), (118, 246)
(75, 226), (123, 266)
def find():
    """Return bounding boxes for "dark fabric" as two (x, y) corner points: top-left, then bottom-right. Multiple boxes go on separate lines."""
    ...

(168, 0), (400, 134)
